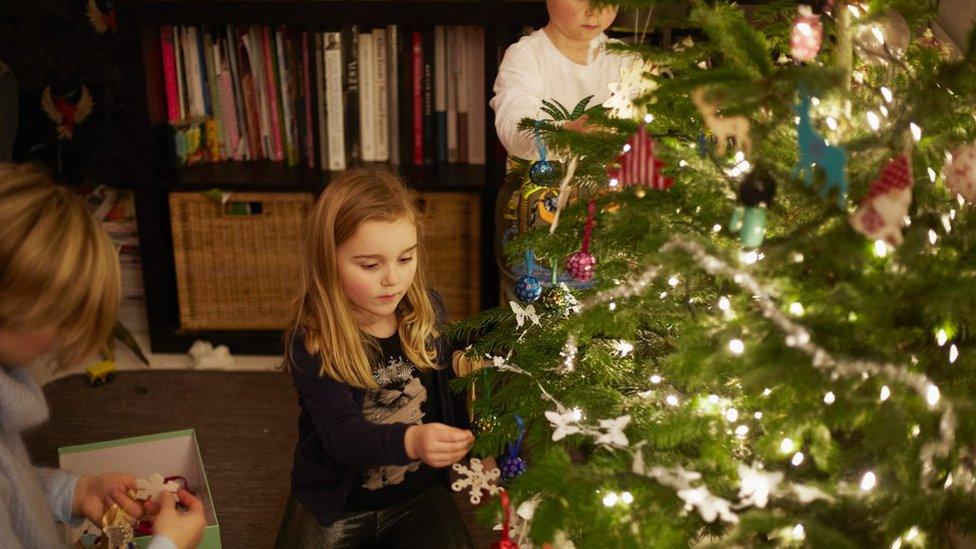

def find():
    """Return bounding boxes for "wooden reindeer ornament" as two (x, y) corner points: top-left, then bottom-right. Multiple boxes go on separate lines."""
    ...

(691, 88), (752, 157)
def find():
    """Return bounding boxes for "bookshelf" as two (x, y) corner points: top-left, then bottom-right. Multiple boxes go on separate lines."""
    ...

(117, 0), (547, 354)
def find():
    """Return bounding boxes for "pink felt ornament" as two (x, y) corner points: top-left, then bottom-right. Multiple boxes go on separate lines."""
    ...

(791, 6), (823, 62)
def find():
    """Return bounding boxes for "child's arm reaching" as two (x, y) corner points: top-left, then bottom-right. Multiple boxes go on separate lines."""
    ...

(490, 43), (546, 160)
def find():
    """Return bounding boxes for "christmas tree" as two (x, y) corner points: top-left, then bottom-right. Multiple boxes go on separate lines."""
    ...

(452, 1), (976, 547)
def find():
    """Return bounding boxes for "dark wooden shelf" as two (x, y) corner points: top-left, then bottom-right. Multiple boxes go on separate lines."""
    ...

(168, 161), (492, 193)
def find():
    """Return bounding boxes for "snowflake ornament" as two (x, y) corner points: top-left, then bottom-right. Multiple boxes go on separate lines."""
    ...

(677, 486), (739, 523)
(134, 473), (181, 501)
(603, 58), (659, 119)
(451, 458), (501, 504)
(545, 409), (582, 441)
(736, 464), (783, 509)
(595, 415), (631, 447)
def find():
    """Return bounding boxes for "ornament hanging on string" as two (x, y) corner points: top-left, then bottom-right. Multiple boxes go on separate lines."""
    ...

(492, 490), (519, 549)
(729, 167), (776, 248)
(499, 415), (528, 482)
(855, 9), (911, 64)
(850, 154), (914, 246)
(602, 57), (660, 120)
(791, 5), (823, 62)
(529, 121), (561, 186)
(944, 142), (976, 203)
(514, 249), (543, 302)
(607, 123), (673, 193)
(566, 200), (597, 282)
(793, 91), (848, 207)
(691, 88), (752, 157)
(541, 264), (581, 317)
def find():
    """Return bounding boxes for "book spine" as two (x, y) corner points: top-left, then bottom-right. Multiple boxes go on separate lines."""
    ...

(216, 43), (241, 161)
(446, 26), (458, 163)
(247, 27), (273, 158)
(467, 26), (486, 165)
(262, 26), (284, 161)
(182, 27), (205, 117)
(225, 25), (250, 159)
(195, 27), (212, 116)
(396, 26), (412, 167)
(358, 31), (376, 162)
(422, 27), (434, 165)
(433, 25), (447, 164)
(342, 26), (360, 164)
(386, 25), (400, 166)
(455, 27), (469, 165)
(204, 31), (225, 160)
(276, 28), (298, 166)
(314, 33), (329, 170)
(325, 32), (347, 170)
(238, 28), (264, 159)
(302, 31), (315, 169)
(410, 31), (423, 166)
(160, 26), (180, 122)
(173, 26), (187, 120)
(373, 28), (389, 162)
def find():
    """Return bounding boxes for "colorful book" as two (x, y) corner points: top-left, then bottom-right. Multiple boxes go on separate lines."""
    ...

(302, 31), (315, 169)
(314, 33), (328, 170)
(173, 26), (188, 120)
(433, 25), (447, 164)
(225, 25), (250, 159)
(159, 26), (181, 122)
(410, 30), (423, 166)
(422, 27), (434, 165)
(275, 27), (299, 166)
(216, 41), (241, 161)
(246, 26), (273, 158)
(261, 26), (284, 161)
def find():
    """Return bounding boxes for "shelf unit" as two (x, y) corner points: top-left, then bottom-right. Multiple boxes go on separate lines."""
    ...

(117, 0), (547, 354)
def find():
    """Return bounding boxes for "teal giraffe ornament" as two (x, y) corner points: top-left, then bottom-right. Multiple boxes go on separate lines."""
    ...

(793, 91), (848, 208)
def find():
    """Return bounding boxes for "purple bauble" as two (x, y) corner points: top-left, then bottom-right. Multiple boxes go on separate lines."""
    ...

(514, 275), (542, 302)
(565, 251), (596, 282)
(499, 455), (527, 482)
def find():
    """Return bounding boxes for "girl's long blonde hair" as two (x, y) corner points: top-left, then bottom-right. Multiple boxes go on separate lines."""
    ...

(285, 169), (440, 389)
(0, 163), (120, 368)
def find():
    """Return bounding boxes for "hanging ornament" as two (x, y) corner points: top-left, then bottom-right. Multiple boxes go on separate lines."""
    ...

(691, 88), (752, 157)
(850, 154), (914, 246)
(473, 413), (500, 437)
(855, 9), (911, 64)
(791, 5), (823, 62)
(602, 58), (660, 120)
(729, 168), (776, 248)
(944, 142), (976, 203)
(565, 200), (597, 282)
(499, 416), (528, 482)
(514, 250), (543, 302)
(492, 490), (519, 549)
(529, 121), (561, 186)
(607, 124), (673, 191)
(793, 91), (847, 207)
(541, 265), (581, 317)
(452, 458), (502, 505)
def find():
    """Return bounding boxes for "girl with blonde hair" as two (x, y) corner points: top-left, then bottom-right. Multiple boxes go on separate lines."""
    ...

(276, 169), (475, 548)
(0, 163), (205, 548)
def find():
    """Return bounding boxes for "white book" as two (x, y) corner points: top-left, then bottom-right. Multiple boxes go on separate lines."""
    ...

(314, 33), (329, 170)
(373, 28), (389, 162)
(358, 32), (376, 161)
(182, 26), (206, 118)
(466, 26), (486, 165)
(324, 32), (346, 170)
(386, 25), (399, 165)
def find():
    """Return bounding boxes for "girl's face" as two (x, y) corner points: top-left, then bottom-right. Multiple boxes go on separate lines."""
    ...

(0, 326), (59, 367)
(546, 0), (618, 43)
(336, 216), (419, 327)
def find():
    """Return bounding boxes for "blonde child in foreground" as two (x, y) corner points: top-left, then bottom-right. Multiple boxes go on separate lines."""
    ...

(275, 170), (477, 548)
(0, 163), (206, 548)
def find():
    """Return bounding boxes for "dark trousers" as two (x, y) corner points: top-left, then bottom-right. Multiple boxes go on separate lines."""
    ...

(274, 484), (474, 549)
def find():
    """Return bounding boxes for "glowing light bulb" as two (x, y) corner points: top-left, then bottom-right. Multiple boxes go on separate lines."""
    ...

(949, 344), (959, 364)
(623, 144), (632, 153)
(708, 394), (720, 404)
(945, 473), (954, 489)
(741, 250), (759, 264)
(861, 471), (877, 491)
(926, 384), (941, 407)
(668, 275), (680, 287)
(867, 111), (881, 131)
(823, 391), (836, 405)
(718, 296), (731, 311)
(880, 87), (893, 103)
(792, 524), (806, 541)
(906, 527), (920, 542)
(729, 339), (745, 355)
(928, 167), (937, 182)
(665, 394), (679, 407)
(826, 117), (838, 130)
(621, 491), (634, 504)
(725, 408), (739, 422)
(754, 411), (763, 419)
(789, 302), (805, 316)
(792, 252), (805, 263)
(791, 452), (805, 466)
(644, 113), (654, 123)
(929, 229), (938, 245)
(608, 302), (617, 311)
(602, 492), (619, 507)
(679, 160), (688, 167)
(735, 425), (749, 438)
(712, 223), (722, 233)
(650, 374), (663, 384)
(780, 437), (795, 454)
(871, 27), (885, 45)
(609, 178), (619, 188)
(910, 123), (922, 142)
(874, 240), (889, 258)
(880, 385), (891, 401)
(936, 329), (948, 346)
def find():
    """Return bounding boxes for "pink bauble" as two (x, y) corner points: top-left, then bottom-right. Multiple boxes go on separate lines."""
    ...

(791, 6), (823, 62)
(565, 251), (596, 282)
(944, 142), (976, 203)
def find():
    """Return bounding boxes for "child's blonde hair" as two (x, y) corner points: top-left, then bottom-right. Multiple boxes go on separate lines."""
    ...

(0, 163), (120, 367)
(286, 169), (440, 389)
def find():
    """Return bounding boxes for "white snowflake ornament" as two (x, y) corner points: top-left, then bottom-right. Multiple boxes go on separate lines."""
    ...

(545, 409), (582, 441)
(134, 473), (180, 502)
(677, 486), (739, 523)
(603, 58), (659, 119)
(736, 463), (783, 509)
(595, 415), (631, 447)
(451, 458), (501, 504)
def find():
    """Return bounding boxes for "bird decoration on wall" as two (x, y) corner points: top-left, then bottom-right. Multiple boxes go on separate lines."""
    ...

(40, 84), (94, 141)
(87, 0), (118, 34)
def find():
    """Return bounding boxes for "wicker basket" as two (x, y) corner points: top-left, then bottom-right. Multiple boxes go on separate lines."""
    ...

(418, 192), (481, 321)
(169, 191), (313, 330)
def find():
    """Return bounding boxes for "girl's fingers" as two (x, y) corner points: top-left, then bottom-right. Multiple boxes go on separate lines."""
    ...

(110, 488), (144, 519)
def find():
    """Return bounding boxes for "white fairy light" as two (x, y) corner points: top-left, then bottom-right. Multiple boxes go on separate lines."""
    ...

(927, 167), (937, 182)
(880, 385), (891, 401)
(880, 87), (893, 103)
(712, 223), (722, 233)
(873, 240), (889, 257)
(650, 374), (663, 384)
(911, 425), (921, 437)
(718, 296), (731, 311)
(848, 4), (862, 17)
(791, 452), (805, 466)
(621, 491), (634, 504)
(910, 123), (922, 142)
(906, 527), (920, 542)
(571, 408), (583, 421)
(644, 113), (654, 123)
(623, 144), (632, 153)
(725, 408), (739, 422)
(708, 394), (720, 404)
(945, 473), (954, 489)
(668, 275), (680, 287)
(871, 26), (885, 45)
(762, 388), (772, 396)
(860, 471), (877, 491)
(754, 411), (763, 419)
(666, 394), (680, 407)
(792, 524), (806, 541)
(614, 340), (634, 357)
(824, 391), (836, 405)
(880, 105), (889, 117)
(735, 425), (750, 438)
(789, 302), (805, 316)
(728, 339), (745, 355)
(792, 252), (805, 263)
(929, 229), (938, 245)
(867, 111), (881, 131)
(679, 159), (688, 167)
(741, 250), (759, 265)
(659, 291), (668, 299)
(926, 384), (941, 407)
(949, 344), (959, 364)
(891, 539), (903, 549)
(603, 492), (619, 507)
(780, 438), (796, 454)
(936, 329), (948, 346)
(826, 117), (838, 130)
(609, 178), (619, 188)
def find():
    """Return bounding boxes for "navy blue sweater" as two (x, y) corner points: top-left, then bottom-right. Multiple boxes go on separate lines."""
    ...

(287, 305), (468, 526)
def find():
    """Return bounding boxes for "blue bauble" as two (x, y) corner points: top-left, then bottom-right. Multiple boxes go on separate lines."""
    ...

(499, 455), (527, 482)
(514, 275), (542, 302)
(529, 160), (560, 186)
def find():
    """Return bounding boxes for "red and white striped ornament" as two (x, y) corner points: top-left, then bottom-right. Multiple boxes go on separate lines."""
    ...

(607, 124), (673, 190)
(566, 200), (597, 282)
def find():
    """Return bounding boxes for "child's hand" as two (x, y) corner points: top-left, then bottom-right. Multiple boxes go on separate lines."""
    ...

(404, 423), (475, 467)
(563, 114), (597, 134)
(72, 473), (144, 524)
(152, 488), (206, 549)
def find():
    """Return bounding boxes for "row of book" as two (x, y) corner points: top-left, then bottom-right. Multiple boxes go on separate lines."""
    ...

(157, 24), (487, 171)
